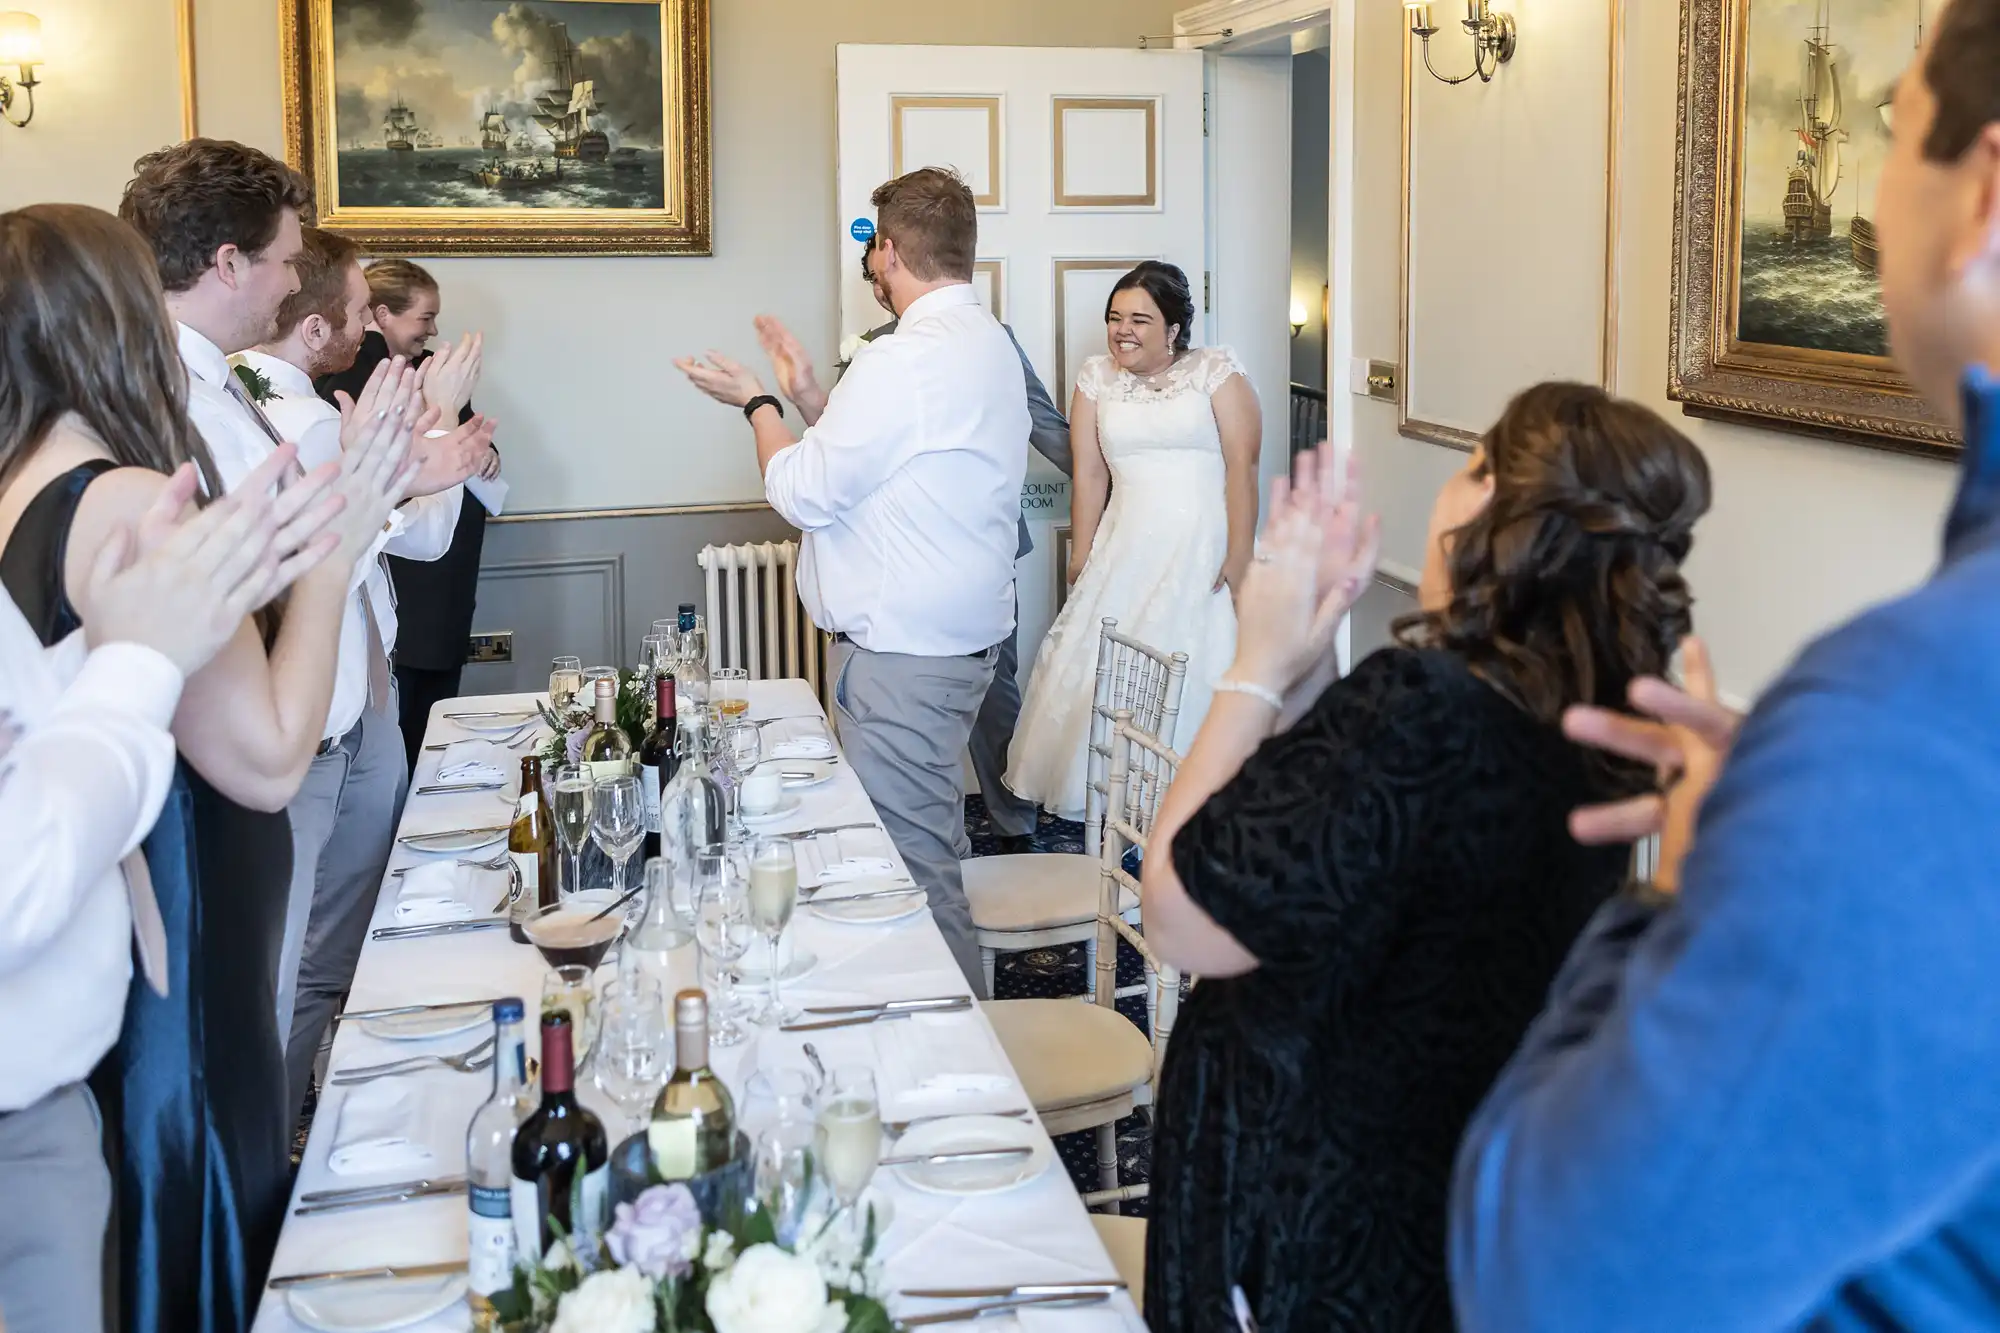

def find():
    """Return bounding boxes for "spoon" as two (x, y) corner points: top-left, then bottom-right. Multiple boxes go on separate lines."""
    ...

(803, 1041), (828, 1086)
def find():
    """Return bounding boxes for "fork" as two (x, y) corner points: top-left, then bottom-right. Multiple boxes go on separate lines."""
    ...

(331, 1035), (496, 1085)
(388, 851), (510, 879)
(424, 719), (539, 750)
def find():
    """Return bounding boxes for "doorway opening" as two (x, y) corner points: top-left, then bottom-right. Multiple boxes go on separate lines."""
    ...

(1290, 32), (1332, 459)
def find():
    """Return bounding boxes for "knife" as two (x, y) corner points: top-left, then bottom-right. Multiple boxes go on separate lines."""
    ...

(781, 1001), (970, 1033)
(805, 886), (926, 907)
(267, 1259), (468, 1290)
(371, 918), (509, 941)
(293, 1180), (468, 1216)
(336, 1000), (498, 1024)
(805, 995), (967, 1016)
(299, 1174), (468, 1204)
(442, 709), (537, 719)
(412, 781), (505, 796)
(398, 825), (509, 846)
(783, 822), (880, 840)
(896, 1292), (1111, 1326)
(879, 1146), (1032, 1167)
(899, 1281), (1126, 1300)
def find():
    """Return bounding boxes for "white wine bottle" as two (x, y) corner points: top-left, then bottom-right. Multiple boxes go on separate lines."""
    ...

(581, 676), (633, 782)
(647, 989), (736, 1181)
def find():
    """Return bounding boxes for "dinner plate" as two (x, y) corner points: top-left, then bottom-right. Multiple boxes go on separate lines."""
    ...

(452, 713), (539, 734)
(397, 828), (508, 855)
(735, 945), (818, 983)
(357, 1000), (491, 1042)
(772, 759), (837, 789)
(740, 793), (805, 825)
(889, 1115), (1052, 1197)
(284, 1243), (467, 1332)
(808, 879), (927, 925)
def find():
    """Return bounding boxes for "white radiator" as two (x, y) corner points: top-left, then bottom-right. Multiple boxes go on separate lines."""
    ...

(696, 541), (834, 708)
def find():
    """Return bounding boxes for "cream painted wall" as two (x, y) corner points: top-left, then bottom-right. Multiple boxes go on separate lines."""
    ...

(174, 0), (1187, 515)
(1342, 0), (1957, 702)
(0, 0), (182, 211)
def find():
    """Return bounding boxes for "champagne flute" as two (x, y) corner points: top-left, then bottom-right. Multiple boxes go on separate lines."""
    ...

(595, 975), (668, 1138)
(552, 764), (595, 898)
(814, 1067), (882, 1242)
(746, 836), (799, 1025)
(694, 849), (753, 1048)
(590, 774), (646, 903)
(714, 667), (750, 720)
(549, 656), (583, 712)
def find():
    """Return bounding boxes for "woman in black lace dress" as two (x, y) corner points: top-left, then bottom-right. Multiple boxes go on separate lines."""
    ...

(1139, 384), (1711, 1332)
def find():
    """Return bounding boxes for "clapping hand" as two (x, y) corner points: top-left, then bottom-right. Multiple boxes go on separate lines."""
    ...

(675, 350), (766, 410)
(85, 449), (347, 674)
(324, 368), (422, 566)
(1228, 443), (1380, 696)
(754, 316), (828, 422)
(332, 355), (415, 455)
(1562, 637), (1741, 891)
(406, 412), (499, 498)
(423, 332), (484, 417)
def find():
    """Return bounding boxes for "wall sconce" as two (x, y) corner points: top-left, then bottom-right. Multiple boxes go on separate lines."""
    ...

(0, 11), (42, 129)
(1405, 1), (1516, 86)
(1290, 298), (1309, 339)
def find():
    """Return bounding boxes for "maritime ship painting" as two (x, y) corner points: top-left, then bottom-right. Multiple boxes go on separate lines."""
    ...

(1735, 0), (1920, 360)
(328, 0), (668, 212)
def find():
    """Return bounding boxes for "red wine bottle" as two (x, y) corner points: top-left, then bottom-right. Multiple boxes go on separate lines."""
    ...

(638, 673), (679, 862)
(509, 1011), (608, 1263)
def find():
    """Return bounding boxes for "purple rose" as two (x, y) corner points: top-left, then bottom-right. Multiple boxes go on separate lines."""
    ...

(564, 726), (587, 766)
(605, 1183), (701, 1280)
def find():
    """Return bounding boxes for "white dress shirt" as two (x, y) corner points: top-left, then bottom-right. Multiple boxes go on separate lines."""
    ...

(179, 321), (279, 494)
(0, 593), (183, 1109)
(233, 349), (462, 741)
(764, 284), (1028, 657)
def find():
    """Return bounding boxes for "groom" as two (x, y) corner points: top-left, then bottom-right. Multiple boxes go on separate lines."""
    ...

(675, 167), (1029, 995)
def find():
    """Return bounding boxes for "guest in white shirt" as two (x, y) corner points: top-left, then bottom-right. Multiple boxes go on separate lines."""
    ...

(677, 168), (1029, 994)
(236, 226), (494, 1116)
(0, 453), (342, 1333)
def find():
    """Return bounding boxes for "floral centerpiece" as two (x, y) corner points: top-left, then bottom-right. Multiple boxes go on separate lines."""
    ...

(540, 667), (652, 769)
(492, 1180), (893, 1333)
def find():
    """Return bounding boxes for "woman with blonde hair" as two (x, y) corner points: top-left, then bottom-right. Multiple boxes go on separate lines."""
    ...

(0, 202), (419, 1330)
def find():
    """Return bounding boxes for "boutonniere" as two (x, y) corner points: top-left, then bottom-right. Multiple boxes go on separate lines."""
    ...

(833, 324), (891, 376)
(227, 357), (276, 405)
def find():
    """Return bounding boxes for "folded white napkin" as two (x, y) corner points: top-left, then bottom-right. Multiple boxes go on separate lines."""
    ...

(872, 1010), (1015, 1112)
(764, 716), (835, 760)
(394, 861), (491, 924)
(437, 739), (508, 785)
(797, 827), (899, 887)
(327, 1083), (439, 1176)
(1014, 1306), (1137, 1332)
(466, 472), (508, 516)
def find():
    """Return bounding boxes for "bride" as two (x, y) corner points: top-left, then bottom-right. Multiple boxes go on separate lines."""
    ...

(1006, 261), (1260, 819)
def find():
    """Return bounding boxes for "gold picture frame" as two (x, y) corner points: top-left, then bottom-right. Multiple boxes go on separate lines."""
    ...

(280, 0), (711, 257)
(1667, 0), (1952, 456)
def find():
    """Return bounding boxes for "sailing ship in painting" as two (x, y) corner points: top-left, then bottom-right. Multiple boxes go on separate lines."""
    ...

(1781, 13), (1843, 244)
(532, 24), (612, 162)
(1849, 1), (1920, 273)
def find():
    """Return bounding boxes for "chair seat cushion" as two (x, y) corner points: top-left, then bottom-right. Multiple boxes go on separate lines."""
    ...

(1089, 1214), (1147, 1310)
(965, 853), (1137, 934)
(985, 998), (1153, 1111)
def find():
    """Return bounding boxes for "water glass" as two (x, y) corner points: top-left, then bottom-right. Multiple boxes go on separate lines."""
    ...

(549, 656), (583, 712)
(595, 975), (669, 1137)
(815, 1067), (882, 1238)
(590, 774), (646, 900)
(542, 963), (598, 1065)
(714, 666), (750, 720)
(694, 848), (753, 1047)
(746, 836), (799, 1026)
(741, 1068), (818, 1148)
(582, 665), (619, 703)
(552, 764), (595, 898)
(751, 1128), (816, 1250)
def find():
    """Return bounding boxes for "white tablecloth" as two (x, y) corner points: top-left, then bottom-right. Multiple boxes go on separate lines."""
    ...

(252, 680), (1143, 1332)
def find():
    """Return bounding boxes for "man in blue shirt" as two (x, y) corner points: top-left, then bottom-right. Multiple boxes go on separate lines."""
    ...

(1452, 6), (2000, 1328)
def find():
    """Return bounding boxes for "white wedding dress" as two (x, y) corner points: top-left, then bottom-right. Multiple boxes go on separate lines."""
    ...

(1005, 346), (1245, 819)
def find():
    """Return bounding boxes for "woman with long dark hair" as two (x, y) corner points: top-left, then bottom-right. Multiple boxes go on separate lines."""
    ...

(0, 202), (416, 1330)
(1139, 382), (1712, 1331)
(1007, 259), (1261, 815)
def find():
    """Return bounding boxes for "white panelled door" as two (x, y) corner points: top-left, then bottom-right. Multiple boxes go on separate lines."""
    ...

(834, 44), (1207, 708)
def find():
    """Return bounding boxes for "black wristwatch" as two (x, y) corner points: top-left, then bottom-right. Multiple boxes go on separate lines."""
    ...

(743, 394), (785, 422)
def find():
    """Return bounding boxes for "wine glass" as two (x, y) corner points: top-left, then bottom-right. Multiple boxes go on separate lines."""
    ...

(542, 963), (598, 1065)
(552, 764), (595, 897)
(714, 666), (750, 720)
(713, 720), (764, 843)
(549, 656), (583, 712)
(595, 975), (668, 1137)
(582, 665), (619, 704)
(815, 1067), (882, 1243)
(694, 849), (753, 1048)
(741, 1068), (818, 1146)
(752, 1127), (816, 1251)
(590, 774), (646, 901)
(746, 836), (799, 1026)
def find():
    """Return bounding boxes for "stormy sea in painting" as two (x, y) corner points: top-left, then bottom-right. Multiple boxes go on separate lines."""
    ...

(1736, 227), (1889, 359)
(335, 147), (667, 211)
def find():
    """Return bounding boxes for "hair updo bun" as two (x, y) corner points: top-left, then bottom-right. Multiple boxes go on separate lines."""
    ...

(1106, 261), (1195, 352)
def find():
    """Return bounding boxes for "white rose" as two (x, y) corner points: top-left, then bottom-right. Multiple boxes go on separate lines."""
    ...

(703, 1230), (736, 1271)
(837, 334), (866, 364)
(705, 1243), (845, 1333)
(550, 1266), (657, 1333)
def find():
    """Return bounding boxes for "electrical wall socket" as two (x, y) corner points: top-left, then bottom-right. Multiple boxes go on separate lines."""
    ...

(467, 631), (513, 664)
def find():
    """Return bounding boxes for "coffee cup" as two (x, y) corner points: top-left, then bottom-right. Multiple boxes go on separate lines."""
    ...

(741, 767), (785, 815)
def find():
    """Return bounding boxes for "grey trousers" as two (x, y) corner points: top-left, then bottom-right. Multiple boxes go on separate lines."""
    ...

(0, 1083), (109, 1333)
(966, 607), (1040, 839)
(281, 699), (408, 1119)
(833, 643), (998, 998)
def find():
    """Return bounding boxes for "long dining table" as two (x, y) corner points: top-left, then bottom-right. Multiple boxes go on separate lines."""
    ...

(252, 677), (1144, 1333)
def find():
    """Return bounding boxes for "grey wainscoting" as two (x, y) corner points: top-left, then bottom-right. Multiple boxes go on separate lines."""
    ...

(1350, 568), (1418, 665)
(465, 505), (798, 694)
